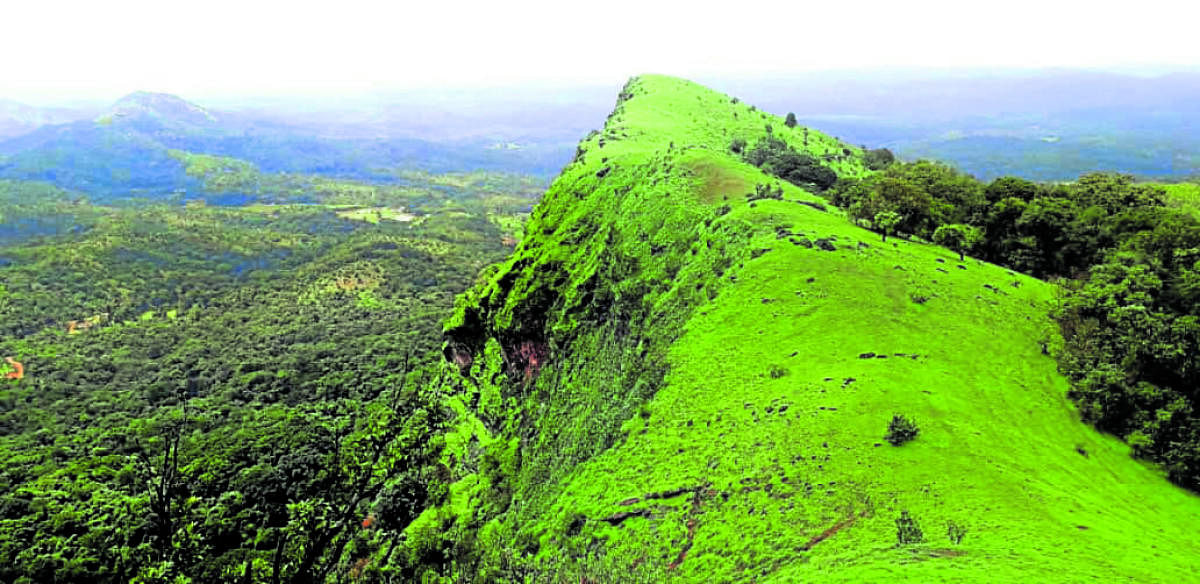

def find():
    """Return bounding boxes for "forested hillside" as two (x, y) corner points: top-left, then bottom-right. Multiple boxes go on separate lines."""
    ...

(0, 173), (536, 582)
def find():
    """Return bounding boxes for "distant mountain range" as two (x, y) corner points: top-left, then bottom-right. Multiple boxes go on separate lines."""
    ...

(0, 91), (580, 200)
(706, 69), (1200, 180)
(4, 69), (1200, 195)
(0, 99), (97, 140)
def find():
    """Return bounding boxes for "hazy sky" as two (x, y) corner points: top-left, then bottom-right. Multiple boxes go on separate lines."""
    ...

(4, 0), (1199, 104)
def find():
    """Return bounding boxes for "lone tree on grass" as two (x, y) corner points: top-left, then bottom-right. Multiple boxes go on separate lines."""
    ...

(932, 223), (982, 261)
(784, 112), (798, 128)
(873, 211), (902, 242)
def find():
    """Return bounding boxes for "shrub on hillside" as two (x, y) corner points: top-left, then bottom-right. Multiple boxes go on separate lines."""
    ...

(908, 290), (931, 304)
(830, 160), (985, 239)
(896, 510), (924, 544)
(747, 183), (783, 202)
(947, 520), (967, 544)
(885, 414), (920, 445)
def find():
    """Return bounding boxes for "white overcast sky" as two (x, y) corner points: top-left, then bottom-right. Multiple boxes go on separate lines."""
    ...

(3, 0), (1199, 104)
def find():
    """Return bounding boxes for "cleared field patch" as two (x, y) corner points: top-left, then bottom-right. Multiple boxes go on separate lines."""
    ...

(335, 206), (417, 224)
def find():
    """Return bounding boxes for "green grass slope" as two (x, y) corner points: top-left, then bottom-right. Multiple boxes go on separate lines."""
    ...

(1155, 181), (1200, 217)
(410, 75), (1200, 582)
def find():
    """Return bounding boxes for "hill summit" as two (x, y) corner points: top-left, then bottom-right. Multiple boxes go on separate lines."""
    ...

(406, 75), (1200, 582)
(100, 90), (218, 127)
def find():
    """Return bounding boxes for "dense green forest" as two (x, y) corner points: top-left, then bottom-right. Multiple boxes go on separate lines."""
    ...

(0, 174), (536, 582)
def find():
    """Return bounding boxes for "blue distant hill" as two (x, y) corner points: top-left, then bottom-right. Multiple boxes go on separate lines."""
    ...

(0, 92), (572, 200)
(708, 69), (1200, 181)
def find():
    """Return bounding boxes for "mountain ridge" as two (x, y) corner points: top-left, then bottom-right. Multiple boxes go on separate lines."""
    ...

(406, 74), (1200, 582)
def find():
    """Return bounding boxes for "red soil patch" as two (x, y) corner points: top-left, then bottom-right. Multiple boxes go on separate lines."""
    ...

(667, 487), (711, 570)
(3, 357), (23, 380)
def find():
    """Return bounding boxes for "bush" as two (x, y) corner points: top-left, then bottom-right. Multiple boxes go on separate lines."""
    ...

(729, 138), (747, 154)
(747, 183), (783, 202)
(885, 414), (920, 445)
(896, 510), (924, 544)
(947, 520), (967, 544)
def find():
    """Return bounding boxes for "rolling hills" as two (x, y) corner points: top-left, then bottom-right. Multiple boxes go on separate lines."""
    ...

(0, 92), (570, 200)
(407, 75), (1200, 582)
(0, 99), (95, 140)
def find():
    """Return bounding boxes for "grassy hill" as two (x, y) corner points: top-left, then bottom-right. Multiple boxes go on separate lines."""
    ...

(407, 75), (1200, 582)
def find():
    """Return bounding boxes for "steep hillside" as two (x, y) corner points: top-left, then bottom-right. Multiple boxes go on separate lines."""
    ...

(408, 75), (1200, 582)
